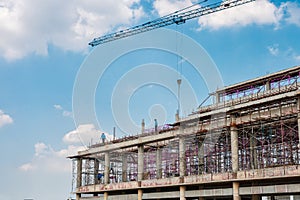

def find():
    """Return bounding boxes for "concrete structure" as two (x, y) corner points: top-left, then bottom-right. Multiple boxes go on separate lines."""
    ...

(69, 66), (300, 200)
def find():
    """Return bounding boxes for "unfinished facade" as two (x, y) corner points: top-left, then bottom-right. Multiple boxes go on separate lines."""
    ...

(69, 66), (300, 200)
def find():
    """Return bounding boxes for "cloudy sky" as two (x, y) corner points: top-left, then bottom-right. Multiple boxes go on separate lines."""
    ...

(0, 0), (300, 199)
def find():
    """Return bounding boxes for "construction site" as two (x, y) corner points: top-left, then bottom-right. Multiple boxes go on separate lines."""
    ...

(69, 65), (300, 200)
(68, 0), (300, 199)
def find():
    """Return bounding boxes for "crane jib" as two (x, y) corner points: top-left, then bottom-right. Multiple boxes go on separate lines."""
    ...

(89, 0), (256, 47)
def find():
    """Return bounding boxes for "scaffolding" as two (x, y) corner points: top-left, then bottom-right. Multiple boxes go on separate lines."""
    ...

(70, 66), (300, 200)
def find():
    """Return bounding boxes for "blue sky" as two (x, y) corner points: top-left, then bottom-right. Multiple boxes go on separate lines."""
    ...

(0, 0), (300, 199)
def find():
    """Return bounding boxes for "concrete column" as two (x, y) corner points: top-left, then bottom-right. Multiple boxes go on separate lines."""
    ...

(176, 112), (180, 122)
(250, 130), (257, 169)
(230, 115), (239, 173)
(180, 186), (186, 200)
(233, 182), (240, 200)
(179, 135), (186, 177)
(198, 185), (205, 200)
(138, 189), (143, 200)
(94, 158), (99, 184)
(266, 80), (271, 91)
(156, 147), (162, 179)
(76, 158), (82, 188)
(104, 152), (110, 184)
(198, 138), (204, 174)
(297, 97), (300, 147)
(103, 192), (108, 200)
(252, 194), (260, 200)
(215, 92), (220, 104)
(76, 193), (81, 200)
(138, 145), (144, 181)
(122, 153), (128, 182)
(141, 119), (145, 133)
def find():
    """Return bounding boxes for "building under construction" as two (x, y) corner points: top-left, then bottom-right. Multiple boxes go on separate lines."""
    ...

(69, 66), (300, 200)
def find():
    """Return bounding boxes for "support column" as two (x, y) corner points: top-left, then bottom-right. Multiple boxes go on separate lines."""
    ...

(138, 189), (143, 200)
(180, 186), (186, 200)
(215, 92), (220, 104)
(76, 158), (82, 188)
(179, 135), (186, 177)
(198, 137), (204, 174)
(94, 158), (99, 184)
(122, 153), (128, 182)
(230, 115), (238, 173)
(76, 193), (81, 200)
(233, 182), (240, 200)
(103, 192), (108, 200)
(250, 129), (257, 169)
(252, 194), (260, 200)
(104, 152), (110, 184)
(156, 147), (162, 179)
(231, 115), (240, 200)
(266, 80), (271, 91)
(138, 145), (144, 181)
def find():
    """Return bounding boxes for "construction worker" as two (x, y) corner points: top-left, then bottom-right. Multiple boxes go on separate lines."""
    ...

(154, 119), (158, 133)
(101, 132), (106, 143)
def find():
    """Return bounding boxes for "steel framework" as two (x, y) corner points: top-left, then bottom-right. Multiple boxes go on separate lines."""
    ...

(89, 0), (255, 47)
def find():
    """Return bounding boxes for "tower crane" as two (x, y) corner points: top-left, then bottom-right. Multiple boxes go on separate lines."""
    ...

(89, 0), (255, 47)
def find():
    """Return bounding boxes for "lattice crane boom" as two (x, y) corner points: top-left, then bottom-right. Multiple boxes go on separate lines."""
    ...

(89, 0), (255, 47)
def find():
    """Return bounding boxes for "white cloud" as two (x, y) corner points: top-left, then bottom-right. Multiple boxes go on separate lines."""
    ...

(197, 0), (282, 30)
(54, 104), (73, 118)
(0, 110), (13, 128)
(19, 143), (84, 172)
(19, 124), (113, 172)
(34, 142), (48, 157)
(294, 55), (300, 61)
(0, 0), (144, 61)
(19, 163), (35, 171)
(63, 110), (73, 118)
(282, 2), (300, 27)
(267, 44), (279, 56)
(63, 124), (113, 145)
(153, 0), (196, 16)
(53, 104), (63, 110)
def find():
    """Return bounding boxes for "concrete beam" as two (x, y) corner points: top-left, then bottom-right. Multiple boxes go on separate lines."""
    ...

(74, 89), (299, 158)
(240, 183), (300, 195)
(78, 194), (138, 200)
(142, 191), (180, 199)
(185, 188), (232, 197)
(78, 129), (178, 156)
(215, 65), (300, 94)
(184, 89), (298, 122)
